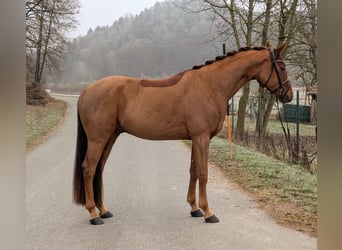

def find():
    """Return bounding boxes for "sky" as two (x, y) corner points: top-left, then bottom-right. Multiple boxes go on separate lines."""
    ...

(70, 0), (164, 38)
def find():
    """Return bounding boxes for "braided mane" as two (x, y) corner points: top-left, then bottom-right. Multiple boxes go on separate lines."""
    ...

(191, 46), (266, 70)
(141, 46), (267, 88)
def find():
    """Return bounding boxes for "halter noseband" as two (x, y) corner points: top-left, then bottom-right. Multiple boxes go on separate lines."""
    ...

(261, 48), (290, 97)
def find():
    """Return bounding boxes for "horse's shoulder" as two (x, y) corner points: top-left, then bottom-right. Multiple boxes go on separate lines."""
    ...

(140, 70), (189, 87)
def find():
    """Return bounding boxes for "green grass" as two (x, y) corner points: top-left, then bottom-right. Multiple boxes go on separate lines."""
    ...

(210, 138), (316, 202)
(26, 99), (67, 149)
(246, 119), (316, 136)
(227, 117), (316, 137)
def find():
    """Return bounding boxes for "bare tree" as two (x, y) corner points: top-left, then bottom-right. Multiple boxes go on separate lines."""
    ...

(286, 0), (317, 88)
(180, 0), (317, 140)
(26, 0), (80, 85)
(182, 0), (276, 140)
(256, 0), (317, 137)
(256, 0), (301, 137)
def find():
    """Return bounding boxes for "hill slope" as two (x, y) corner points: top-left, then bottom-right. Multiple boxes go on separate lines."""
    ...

(56, 0), (222, 84)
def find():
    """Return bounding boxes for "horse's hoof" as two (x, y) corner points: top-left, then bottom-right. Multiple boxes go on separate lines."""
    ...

(190, 209), (204, 217)
(100, 211), (113, 219)
(205, 215), (220, 223)
(89, 217), (104, 225)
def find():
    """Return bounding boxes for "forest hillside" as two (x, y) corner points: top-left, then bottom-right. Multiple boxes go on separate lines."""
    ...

(54, 0), (223, 85)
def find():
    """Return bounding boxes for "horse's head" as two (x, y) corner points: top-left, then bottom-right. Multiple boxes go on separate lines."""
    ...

(257, 42), (293, 103)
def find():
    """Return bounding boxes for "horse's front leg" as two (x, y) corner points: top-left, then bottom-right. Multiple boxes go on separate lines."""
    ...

(187, 147), (204, 217)
(192, 134), (219, 223)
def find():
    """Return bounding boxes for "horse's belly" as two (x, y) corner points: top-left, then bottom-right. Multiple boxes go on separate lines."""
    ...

(121, 118), (189, 140)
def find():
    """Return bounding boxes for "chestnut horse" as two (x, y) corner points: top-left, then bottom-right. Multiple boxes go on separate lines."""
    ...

(73, 42), (293, 225)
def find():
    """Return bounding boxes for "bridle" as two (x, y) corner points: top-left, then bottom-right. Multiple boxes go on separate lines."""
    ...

(260, 48), (290, 97)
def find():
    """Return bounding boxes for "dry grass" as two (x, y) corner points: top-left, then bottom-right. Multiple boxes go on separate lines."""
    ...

(26, 99), (67, 150)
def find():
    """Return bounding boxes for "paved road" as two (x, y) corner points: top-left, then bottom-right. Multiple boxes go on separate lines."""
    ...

(26, 95), (316, 250)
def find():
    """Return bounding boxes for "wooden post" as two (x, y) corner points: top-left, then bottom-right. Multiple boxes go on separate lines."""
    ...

(227, 102), (232, 160)
(296, 90), (300, 163)
(223, 43), (232, 160)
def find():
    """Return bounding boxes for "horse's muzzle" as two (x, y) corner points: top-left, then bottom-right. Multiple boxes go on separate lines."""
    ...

(279, 94), (290, 103)
(278, 81), (293, 103)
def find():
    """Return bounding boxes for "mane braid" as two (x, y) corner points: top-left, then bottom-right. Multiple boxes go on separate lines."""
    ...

(191, 46), (266, 71)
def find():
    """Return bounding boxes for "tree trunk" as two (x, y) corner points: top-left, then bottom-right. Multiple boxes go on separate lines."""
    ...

(262, 94), (276, 135)
(34, 2), (44, 84)
(39, 0), (56, 82)
(255, 0), (272, 138)
(235, 81), (250, 140)
(234, 0), (253, 141)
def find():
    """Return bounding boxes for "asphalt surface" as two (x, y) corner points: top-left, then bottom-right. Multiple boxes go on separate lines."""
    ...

(26, 95), (317, 250)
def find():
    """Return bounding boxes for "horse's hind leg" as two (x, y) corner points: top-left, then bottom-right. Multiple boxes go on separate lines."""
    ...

(95, 133), (119, 219)
(82, 140), (107, 225)
(187, 147), (204, 217)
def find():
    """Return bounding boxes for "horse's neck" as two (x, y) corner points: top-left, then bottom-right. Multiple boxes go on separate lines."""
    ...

(204, 51), (265, 100)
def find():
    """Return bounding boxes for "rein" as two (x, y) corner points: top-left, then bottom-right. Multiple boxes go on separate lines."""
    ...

(261, 48), (290, 97)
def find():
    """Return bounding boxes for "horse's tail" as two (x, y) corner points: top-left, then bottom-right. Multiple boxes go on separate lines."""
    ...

(73, 109), (87, 205)
(73, 109), (104, 206)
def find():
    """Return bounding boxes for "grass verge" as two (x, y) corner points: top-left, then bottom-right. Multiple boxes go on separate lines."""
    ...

(26, 99), (68, 150)
(184, 137), (317, 237)
(243, 118), (316, 136)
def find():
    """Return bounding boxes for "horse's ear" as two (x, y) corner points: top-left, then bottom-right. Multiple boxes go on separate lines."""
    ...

(265, 41), (272, 48)
(275, 42), (288, 56)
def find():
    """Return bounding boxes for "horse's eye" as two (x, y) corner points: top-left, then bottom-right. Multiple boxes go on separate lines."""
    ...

(277, 60), (286, 70)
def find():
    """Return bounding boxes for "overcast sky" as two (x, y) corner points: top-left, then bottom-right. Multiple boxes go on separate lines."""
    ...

(70, 0), (164, 37)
